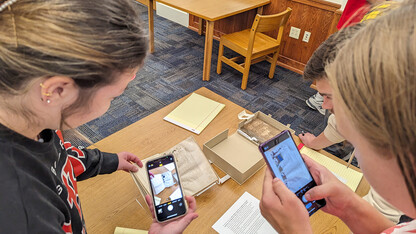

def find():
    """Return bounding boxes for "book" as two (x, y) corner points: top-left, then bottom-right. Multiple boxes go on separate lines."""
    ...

(164, 93), (225, 134)
(299, 146), (363, 192)
(130, 136), (219, 207)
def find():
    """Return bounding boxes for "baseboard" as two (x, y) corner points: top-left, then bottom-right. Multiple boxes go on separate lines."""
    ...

(156, 3), (189, 27)
(277, 56), (305, 75)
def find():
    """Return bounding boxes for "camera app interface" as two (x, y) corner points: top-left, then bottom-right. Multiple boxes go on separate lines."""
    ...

(148, 156), (186, 221)
(262, 134), (322, 215)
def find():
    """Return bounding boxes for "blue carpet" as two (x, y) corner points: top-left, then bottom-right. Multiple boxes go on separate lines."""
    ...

(69, 2), (327, 152)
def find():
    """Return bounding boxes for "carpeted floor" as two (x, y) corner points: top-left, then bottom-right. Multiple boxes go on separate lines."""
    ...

(69, 2), (328, 153)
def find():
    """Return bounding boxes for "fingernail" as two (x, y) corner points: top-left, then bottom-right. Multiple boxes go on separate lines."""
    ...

(305, 194), (311, 200)
(273, 178), (280, 182)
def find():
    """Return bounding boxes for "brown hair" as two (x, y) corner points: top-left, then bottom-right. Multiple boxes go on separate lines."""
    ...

(327, 2), (416, 206)
(0, 0), (148, 127)
(303, 25), (362, 82)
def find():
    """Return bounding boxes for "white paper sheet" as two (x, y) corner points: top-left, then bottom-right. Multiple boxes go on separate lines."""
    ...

(212, 192), (278, 234)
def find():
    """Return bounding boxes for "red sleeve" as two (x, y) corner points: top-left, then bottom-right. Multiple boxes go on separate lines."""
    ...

(55, 130), (118, 180)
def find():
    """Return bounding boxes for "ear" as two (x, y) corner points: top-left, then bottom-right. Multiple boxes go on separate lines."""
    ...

(39, 76), (79, 106)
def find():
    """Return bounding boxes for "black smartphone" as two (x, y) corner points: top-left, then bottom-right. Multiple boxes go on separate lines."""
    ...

(146, 154), (187, 222)
(258, 130), (326, 216)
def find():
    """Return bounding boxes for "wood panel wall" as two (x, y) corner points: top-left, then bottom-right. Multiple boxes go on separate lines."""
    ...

(189, 0), (341, 74)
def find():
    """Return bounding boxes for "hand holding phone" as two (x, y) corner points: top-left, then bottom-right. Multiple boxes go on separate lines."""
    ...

(146, 195), (199, 233)
(259, 130), (326, 216)
(260, 167), (313, 233)
(146, 154), (188, 222)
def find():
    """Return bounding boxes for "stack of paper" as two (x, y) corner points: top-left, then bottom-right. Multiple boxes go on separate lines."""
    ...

(164, 93), (225, 134)
(299, 146), (363, 191)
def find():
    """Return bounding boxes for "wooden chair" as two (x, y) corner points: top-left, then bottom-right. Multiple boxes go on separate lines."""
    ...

(216, 8), (292, 90)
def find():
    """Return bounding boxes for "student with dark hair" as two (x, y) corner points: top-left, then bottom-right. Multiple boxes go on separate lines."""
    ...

(305, 0), (392, 114)
(300, 25), (361, 152)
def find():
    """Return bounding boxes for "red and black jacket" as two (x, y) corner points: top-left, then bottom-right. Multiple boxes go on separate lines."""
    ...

(0, 124), (118, 233)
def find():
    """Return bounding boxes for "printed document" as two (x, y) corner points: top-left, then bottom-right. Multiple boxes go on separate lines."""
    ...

(212, 192), (278, 234)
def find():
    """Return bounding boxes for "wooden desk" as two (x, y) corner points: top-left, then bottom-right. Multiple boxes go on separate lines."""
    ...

(78, 87), (370, 234)
(147, 0), (270, 81)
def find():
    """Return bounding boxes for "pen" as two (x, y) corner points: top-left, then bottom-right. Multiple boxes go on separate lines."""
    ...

(346, 149), (356, 168)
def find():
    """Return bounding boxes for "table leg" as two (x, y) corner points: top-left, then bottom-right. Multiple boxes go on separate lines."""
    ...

(257, 6), (264, 15)
(148, 0), (155, 53)
(198, 18), (203, 35)
(203, 20), (214, 81)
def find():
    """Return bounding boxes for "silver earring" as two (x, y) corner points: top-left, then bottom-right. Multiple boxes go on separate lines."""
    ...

(46, 99), (51, 104)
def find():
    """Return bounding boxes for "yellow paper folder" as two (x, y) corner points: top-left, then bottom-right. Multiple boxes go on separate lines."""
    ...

(163, 93), (225, 134)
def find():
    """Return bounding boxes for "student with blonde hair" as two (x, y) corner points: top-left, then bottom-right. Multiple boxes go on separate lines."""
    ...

(0, 0), (197, 232)
(260, 1), (415, 233)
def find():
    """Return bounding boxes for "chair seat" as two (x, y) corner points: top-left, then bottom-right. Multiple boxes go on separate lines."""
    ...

(221, 29), (280, 56)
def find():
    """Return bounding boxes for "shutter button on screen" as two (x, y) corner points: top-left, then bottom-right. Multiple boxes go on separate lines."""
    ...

(167, 204), (173, 211)
(302, 195), (308, 203)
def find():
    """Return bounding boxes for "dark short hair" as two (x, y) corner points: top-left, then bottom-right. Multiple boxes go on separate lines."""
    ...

(303, 24), (363, 81)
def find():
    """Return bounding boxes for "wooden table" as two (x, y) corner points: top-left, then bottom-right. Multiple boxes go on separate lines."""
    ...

(147, 0), (270, 81)
(78, 87), (370, 234)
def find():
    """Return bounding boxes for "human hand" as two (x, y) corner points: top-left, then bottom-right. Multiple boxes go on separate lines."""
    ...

(299, 132), (316, 148)
(302, 154), (359, 218)
(260, 167), (312, 234)
(117, 152), (143, 172)
(146, 195), (198, 234)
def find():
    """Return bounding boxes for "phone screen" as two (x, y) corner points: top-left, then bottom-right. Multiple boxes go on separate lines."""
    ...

(259, 130), (325, 216)
(146, 155), (187, 222)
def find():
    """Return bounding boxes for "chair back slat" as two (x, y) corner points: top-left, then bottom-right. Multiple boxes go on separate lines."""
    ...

(251, 8), (292, 36)
(246, 8), (292, 55)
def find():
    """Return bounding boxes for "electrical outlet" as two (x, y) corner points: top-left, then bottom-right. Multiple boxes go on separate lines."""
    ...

(302, 31), (311, 43)
(289, 27), (301, 39)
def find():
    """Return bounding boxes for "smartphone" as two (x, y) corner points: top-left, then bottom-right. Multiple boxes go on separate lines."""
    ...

(146, 154), (187, 222)
(259, 130), (326, 216)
